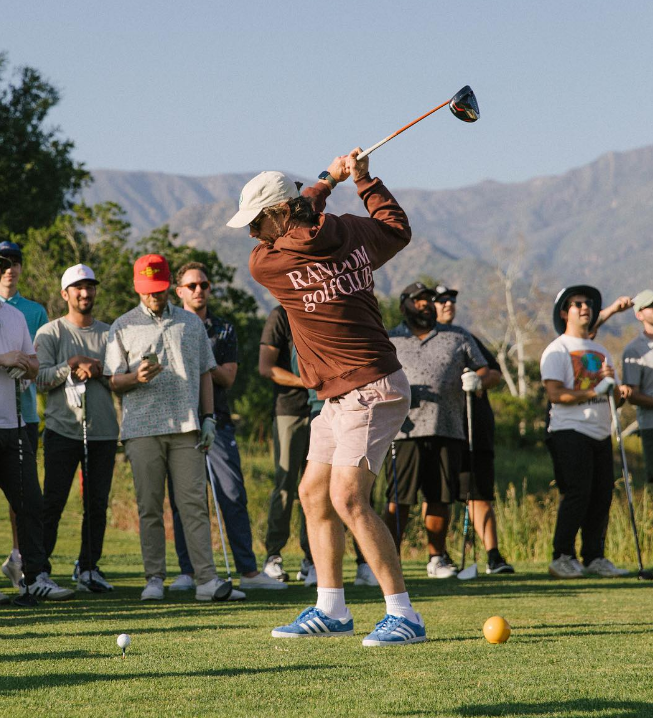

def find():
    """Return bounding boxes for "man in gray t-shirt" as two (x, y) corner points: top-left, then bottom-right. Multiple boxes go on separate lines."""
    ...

(35, 264), (118, 593)
(382, 282), (487, 579)
(623, 290), (653, 483)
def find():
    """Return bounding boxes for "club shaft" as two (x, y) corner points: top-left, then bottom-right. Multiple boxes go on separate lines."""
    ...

(391, 441), (401, 554)
(357, 98), (450, 160)
(608, 394), (644, 571)
(206, 459), (232, 579)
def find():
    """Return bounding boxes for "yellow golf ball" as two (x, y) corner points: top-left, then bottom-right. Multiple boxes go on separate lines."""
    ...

(483, 616), (511, 644)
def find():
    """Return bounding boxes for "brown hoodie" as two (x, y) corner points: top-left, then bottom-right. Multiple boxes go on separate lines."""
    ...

(249, 174), (411, 399)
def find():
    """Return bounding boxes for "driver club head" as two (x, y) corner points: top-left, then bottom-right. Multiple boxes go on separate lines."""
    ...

(449, 85), (480, 122)
(457, 563), (478, 581)
(638, 569), (653, 581)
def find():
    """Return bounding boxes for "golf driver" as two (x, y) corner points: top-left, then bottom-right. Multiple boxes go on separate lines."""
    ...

(205, 459), (233, 592)
(357, 85), (480, 160)
(12, 379), (38, 608)
(458, 370), (478, 581)
(79, 391), (106, 593)
(607, 384), (653, 581)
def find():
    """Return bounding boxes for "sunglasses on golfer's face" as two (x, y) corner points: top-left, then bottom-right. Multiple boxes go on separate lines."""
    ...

(568, 300), (593, 310)
(249, 213), (264, 231)
(180, 281), (210, 291)
(435, 296), (456, 305)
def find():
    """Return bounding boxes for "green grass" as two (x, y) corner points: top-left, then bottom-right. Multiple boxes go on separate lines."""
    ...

(3, 442), (653, 717)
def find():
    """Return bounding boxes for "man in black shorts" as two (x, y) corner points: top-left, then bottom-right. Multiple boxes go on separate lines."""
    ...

(433, 285), (514, 574)
(383, 282), (488, 577)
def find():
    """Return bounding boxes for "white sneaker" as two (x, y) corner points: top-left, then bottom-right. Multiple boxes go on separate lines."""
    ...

(304, 564), (318, 587)
(169, 574), (195, 591)
(21, 572), (75, 601)
(354, 563), (379, 586)
(141, 577), (165, 601)
(77, 569), (114, 593)
(2, 554), (23, 588)
(240, 572), (288, 590)
(548, 554), (585, 579)
(427, 555), (457, 579)
(195, 576), (232, 602)
(263, 555), (289, 582)
(584, 557), (630, 577)
(228, 588), (246, 601)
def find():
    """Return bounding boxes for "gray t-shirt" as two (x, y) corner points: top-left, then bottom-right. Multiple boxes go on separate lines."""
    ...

(389, 321), (487, 440)
(104, 302), (216, 440)
(35, 317), (119, 441)
(622, 333), (653, 430)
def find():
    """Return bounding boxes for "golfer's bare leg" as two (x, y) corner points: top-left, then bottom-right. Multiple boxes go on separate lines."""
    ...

(470, 500), (498, 551)
(423, 501), (450, 556)
(383, 502), (411, 552)
(298, 461), (345, 587)
(330, 464), (405, 595)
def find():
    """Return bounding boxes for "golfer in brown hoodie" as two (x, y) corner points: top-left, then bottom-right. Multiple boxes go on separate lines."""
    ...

(227, 149), (425, 646)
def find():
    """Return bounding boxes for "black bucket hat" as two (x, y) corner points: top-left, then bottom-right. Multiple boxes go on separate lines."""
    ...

(553, 285), (602, 335)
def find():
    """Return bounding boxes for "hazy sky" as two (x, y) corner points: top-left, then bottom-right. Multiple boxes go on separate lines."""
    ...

(4, 1), (653, 190)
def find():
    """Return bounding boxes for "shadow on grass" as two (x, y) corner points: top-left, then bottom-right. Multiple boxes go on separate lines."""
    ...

(0, 663), (341, 693)
(453, 698), (652, 717)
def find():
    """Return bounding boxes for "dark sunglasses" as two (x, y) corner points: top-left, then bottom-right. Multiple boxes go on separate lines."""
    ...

(435, 296), (456, 304)
(568, 300), (593, 309)
(180, 281), (210, 291)
(249, 213), (264, 231)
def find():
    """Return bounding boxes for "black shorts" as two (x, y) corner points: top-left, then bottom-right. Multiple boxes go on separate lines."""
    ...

(459, 448), (495, 501)
(384, 436), (463, 506)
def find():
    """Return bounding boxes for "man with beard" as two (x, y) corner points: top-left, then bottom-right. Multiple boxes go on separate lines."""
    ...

(383, 282), (488, 577)
(34, 264), (119, 592)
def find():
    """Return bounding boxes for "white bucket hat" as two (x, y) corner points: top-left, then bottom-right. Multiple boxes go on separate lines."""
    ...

(226, 171), (300, 229)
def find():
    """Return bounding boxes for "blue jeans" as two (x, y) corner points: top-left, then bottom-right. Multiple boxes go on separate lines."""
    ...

(168, 424), (257, 575)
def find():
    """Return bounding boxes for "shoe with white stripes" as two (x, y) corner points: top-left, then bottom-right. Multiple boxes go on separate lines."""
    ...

(362, 613), (427, 646)
(19, 573), (75, 601)
(271, 606), (354, 638)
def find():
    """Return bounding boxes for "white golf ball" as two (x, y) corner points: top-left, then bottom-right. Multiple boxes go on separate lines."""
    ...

(117, 633), (131, 649)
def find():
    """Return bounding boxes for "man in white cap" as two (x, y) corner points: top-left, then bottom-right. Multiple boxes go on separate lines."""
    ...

(227, 150), (425, 646)
(34, 264), (119, 592)
(622, 290), (653, 484)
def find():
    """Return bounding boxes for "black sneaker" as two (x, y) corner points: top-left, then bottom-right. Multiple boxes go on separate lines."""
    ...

(486, 554), (515, 575)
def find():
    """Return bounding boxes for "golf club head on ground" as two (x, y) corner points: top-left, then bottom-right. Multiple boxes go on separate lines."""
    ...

(449, 85), (480, 122)
(638, 569), (653, 581)
(457, 563), (478, 581)
(13, 593), (39, 608)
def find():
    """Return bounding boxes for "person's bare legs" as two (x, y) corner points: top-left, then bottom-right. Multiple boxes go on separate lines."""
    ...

(470, 500), (498, 551)
(423, 501), (449, 556)
(298, 461), (345, 587)
(383, 502), (411, 552)
(329, 464), (405, 595)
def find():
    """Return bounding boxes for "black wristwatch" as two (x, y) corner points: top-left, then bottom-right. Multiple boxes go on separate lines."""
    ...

(318, 171), (337, 189)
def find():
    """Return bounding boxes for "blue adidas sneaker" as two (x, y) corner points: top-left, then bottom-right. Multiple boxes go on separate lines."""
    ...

(362, 613), (427, 646)
(271, 606), (354, 638)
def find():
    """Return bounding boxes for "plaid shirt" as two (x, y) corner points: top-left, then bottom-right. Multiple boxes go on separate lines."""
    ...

(104, 302), (216, 440)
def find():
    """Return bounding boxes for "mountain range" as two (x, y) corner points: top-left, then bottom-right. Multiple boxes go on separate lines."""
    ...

(82, 145), (653, 317)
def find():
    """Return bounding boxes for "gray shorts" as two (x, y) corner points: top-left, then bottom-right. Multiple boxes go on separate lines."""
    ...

(307, 369), (410, 476)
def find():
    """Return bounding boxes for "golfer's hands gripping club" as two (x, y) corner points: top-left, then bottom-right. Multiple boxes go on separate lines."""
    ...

(594, 376), (615, 396)
(461, 370), (482, 394)
(0, 350), (32, 378)
(197, 416), (216, 452)
(345, 147), (369, 182)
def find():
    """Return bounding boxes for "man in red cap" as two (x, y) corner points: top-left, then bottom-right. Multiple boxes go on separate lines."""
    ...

(104, 254), (231, 602)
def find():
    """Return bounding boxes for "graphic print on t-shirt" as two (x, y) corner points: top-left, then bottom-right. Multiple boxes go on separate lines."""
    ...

(570, 350), (605, 390)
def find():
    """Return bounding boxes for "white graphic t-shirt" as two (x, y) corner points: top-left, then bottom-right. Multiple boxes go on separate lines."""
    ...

(540, 334), (617, 441)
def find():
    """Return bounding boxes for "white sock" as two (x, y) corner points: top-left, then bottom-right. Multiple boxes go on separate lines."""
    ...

(315, 587), (348, 619)
(384, 592), (420, 624)
(10, 548), (20, 562)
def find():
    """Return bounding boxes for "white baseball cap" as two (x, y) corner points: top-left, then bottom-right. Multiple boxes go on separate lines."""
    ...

(61, 264), (99, 290)
(226, 171), (300, 229)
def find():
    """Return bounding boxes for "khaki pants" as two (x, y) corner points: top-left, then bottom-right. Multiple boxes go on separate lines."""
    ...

(125, 432), (216, 584)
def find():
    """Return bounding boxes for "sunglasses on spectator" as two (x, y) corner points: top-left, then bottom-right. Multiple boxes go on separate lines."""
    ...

(180, 281), (210, 291)
(568, 300), (593, 309)
(435, 296), (456, 304)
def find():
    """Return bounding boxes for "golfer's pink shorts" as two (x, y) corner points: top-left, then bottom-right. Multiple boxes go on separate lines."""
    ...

(307, 369), (410, 476)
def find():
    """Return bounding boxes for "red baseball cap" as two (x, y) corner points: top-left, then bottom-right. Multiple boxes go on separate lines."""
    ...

(133, 254), (171, 293)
